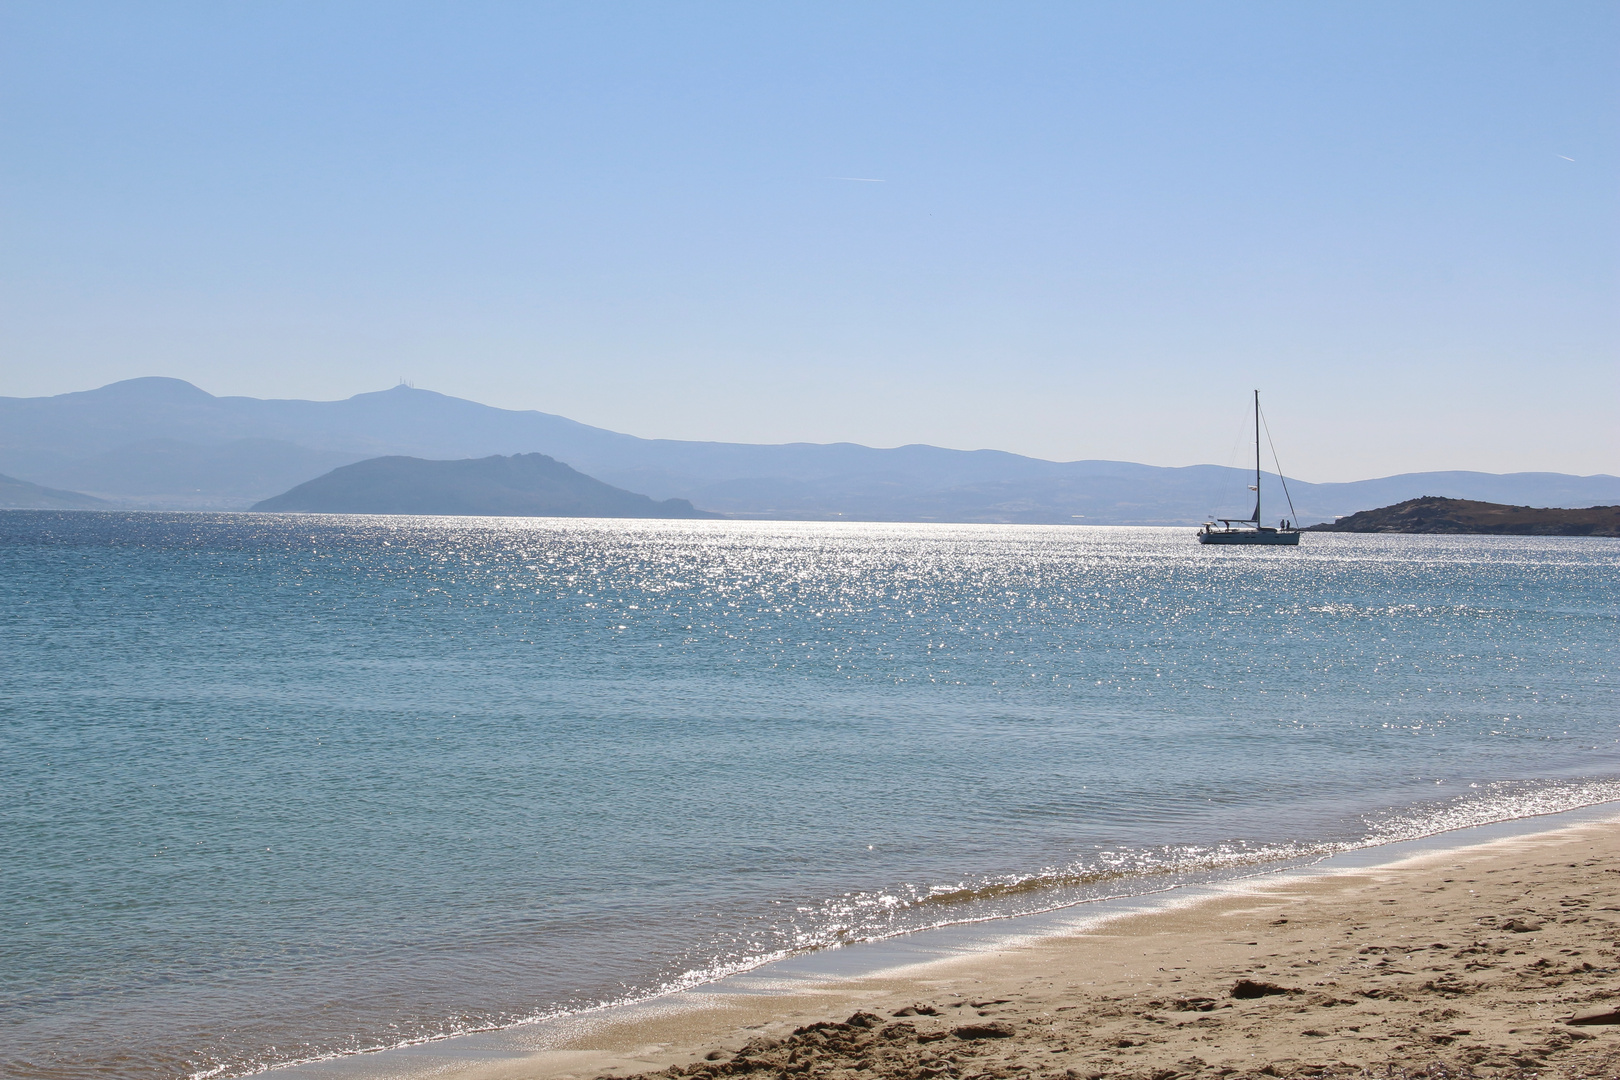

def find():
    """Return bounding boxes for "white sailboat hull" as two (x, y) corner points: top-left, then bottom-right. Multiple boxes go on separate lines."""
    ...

(1197, 527), (1300, 546)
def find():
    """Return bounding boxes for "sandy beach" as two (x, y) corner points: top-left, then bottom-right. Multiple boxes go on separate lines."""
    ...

(425, 816), (1620, 1080)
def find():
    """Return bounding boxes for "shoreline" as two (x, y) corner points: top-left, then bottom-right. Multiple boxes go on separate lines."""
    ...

(279, 802), (1620, 1080)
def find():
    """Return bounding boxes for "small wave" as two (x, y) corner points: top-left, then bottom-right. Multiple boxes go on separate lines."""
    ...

(1362, 777), (1620, 845)
(664, 776), (1620, 986)
(883, 844), (1328, 913)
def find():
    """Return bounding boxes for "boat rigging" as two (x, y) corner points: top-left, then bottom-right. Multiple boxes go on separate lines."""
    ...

(1197, 390), (1301, 546)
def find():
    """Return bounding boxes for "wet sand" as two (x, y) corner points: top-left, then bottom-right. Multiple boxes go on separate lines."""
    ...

(423, 816), (1620, 1080)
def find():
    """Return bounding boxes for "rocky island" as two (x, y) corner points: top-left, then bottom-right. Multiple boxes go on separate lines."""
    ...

(1307, 496), (1620, 537)
(252, 453), (720, 519)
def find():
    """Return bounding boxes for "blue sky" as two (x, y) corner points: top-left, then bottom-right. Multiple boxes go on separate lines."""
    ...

(2, 1), (1615, 480)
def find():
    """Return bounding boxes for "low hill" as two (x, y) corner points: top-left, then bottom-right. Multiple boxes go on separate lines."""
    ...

(0, 473), (110, 509)
(1306, 497), (1620, 537)
(251, 453), (720, 519)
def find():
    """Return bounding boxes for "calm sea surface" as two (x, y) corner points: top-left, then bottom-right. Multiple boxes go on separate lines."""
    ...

(3, 512), (1617, 1079)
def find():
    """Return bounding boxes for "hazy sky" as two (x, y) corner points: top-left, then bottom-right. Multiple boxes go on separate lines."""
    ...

(2, 1), (1615, 481)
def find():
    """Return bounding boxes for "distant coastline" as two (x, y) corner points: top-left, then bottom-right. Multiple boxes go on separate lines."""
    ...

(0, 472), (109, 510)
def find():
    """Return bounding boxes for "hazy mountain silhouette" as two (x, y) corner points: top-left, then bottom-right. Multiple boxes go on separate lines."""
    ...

(4, 378), (1618, 523)
(252, 454), (719, 519)
(31, 438), (363, 507)
(0, 473), (109, 509)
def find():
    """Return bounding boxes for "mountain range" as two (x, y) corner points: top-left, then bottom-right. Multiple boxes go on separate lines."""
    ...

(3, 377), (1617, 524)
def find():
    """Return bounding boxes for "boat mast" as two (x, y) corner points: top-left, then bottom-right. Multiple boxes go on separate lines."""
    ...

(1252, 389), (1262, 524)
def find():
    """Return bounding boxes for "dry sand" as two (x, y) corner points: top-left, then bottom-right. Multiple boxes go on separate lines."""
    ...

(450, 818), (1620, 1080)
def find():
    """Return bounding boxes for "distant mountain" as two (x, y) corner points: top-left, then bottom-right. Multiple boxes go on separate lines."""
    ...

(4, 377), (1618, 523)
(0, 473), (109, 510)
(1306, 497), (1620, 537)
(252, 453), (719, 519)
(31, 438), (364, 508)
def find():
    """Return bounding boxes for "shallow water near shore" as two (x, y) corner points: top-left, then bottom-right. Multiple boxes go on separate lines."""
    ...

(270, 800), (1620, 1080)
(2, 513), (1617, 1080)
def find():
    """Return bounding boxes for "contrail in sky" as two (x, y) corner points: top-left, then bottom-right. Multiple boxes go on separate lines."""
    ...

(831, 177), (885, 182)
(1558, 155), (1575, 161)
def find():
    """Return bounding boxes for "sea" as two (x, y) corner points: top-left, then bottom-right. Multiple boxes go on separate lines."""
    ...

(3, 511), (1617, 1080)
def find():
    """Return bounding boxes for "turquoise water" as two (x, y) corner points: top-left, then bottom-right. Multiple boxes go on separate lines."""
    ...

(3, 511), (1617, 1079)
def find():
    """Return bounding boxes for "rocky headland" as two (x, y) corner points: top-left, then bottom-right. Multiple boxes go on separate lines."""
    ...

(1307, 497), (1620, 537)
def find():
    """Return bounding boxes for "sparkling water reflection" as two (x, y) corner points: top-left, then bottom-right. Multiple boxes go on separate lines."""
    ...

(1, 513), (1616, 1078)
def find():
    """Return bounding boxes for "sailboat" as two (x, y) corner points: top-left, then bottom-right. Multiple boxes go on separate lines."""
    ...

(1197, 391), (1301, 546)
